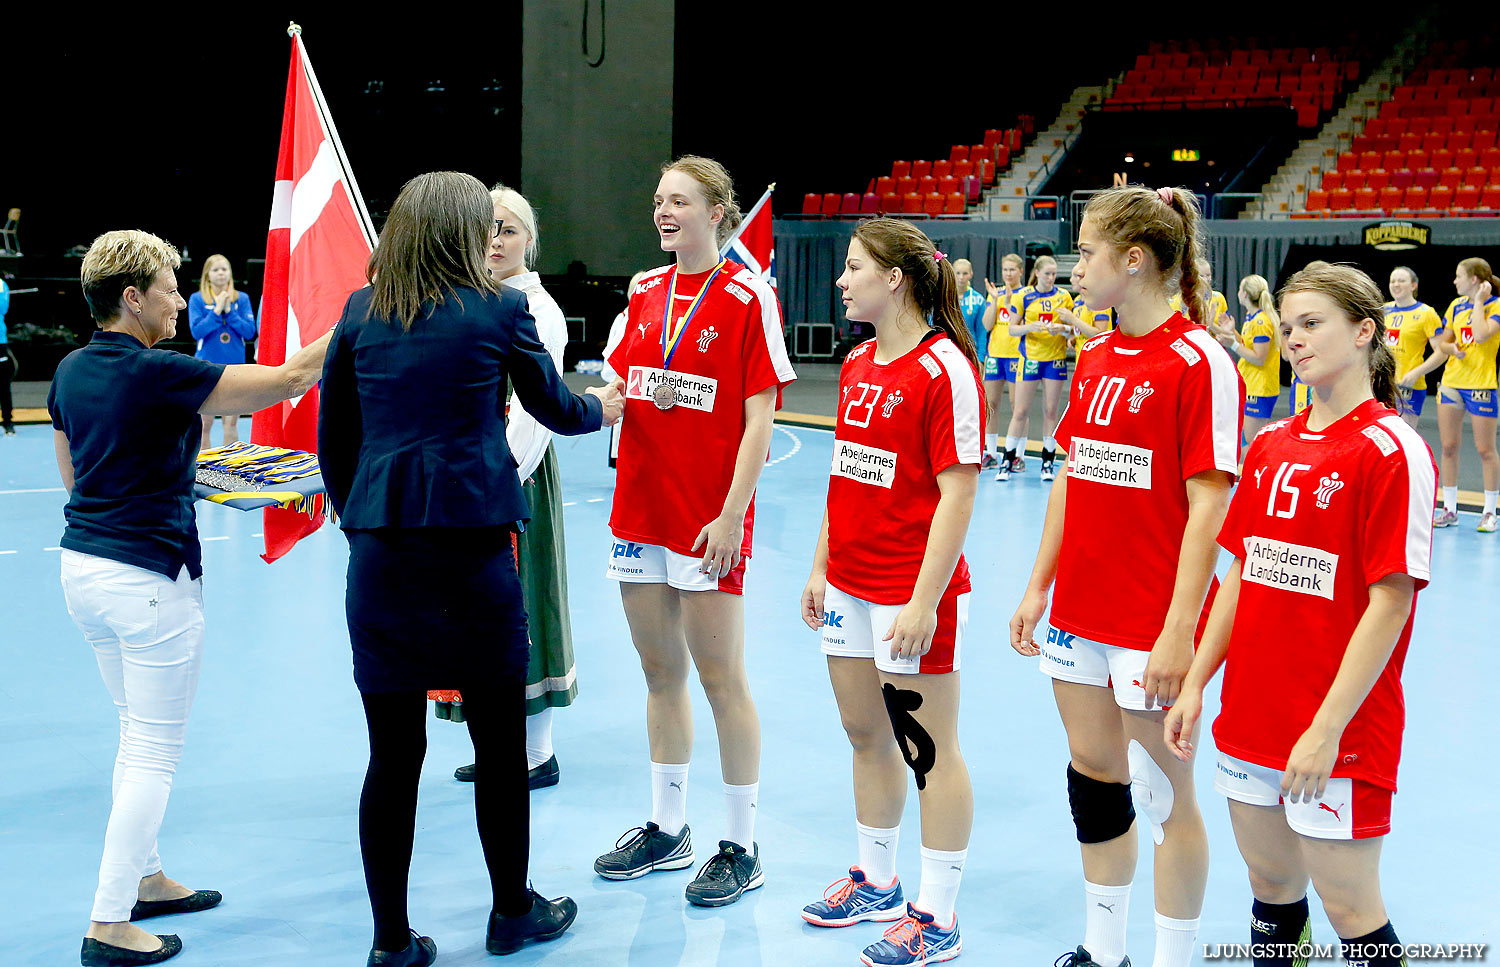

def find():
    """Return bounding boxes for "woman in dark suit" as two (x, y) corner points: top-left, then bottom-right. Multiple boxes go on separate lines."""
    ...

(317, 171), (623, 967)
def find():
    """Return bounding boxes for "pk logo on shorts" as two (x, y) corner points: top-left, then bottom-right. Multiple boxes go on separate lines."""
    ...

(1047, 628), (1076, 649)
(822, 610), (844, 628)
(613, 542), (644, 559)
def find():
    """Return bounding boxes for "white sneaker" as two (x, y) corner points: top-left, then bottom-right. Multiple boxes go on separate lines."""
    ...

(1434, 507), (1458, 528)
(996, 462), (1011, 482)
(1479, 512), (1498, 533)
(1040, 459), (1056, 482)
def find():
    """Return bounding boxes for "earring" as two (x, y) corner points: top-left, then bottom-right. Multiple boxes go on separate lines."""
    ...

(1127, 267), (1139, 276)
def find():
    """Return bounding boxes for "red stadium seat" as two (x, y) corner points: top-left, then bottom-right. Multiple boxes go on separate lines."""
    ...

(875, 176), (895, 196)
(1465, 166), (1489, 185)
(896, 176), (916, 196)
(823, 193), (843, 215)
(1367, 169), (1390, 191)
(1449, 131), (1474, 151)
(1008, 129), (1023, 151)
(937, 175), (959, 195)
(911, 160), (931, 179)
(891, 160), (911, 179)
(1414, 167), (1440, 188)
(1421, 132), (1446, 152)
(1398, 132), (1423, 152)
(1336, 152), (1357, 172)
(983, 129), (1004, 149)
(1408, 117), (1432, 135)
(1382, 149), (1406, 170)
(1482, 185), (1500, 209)
(949, 145), (968, 164)
(980, 157), (996, 185)
(1386, 117), (1410, 136)
(902, 191), (924, 214)
(944, 193), (966, 215)
(1406, 149), (1430, 168)
(1455, 115), (1478, 133)
(1365, 118), (1388, 137)
(1354, 187), (1378, 210)
(860, 192), (880, 215)
(1476, 132), (1499, 153)
(1453, 185), (1481, 209)
(1322, 171), (1345, 191)
(1428, 185), (1454, 210)
(917, 175), (937, 195)
(1456, 147), (1478, 168)
(1431, 148), (1454, 169)
(1404, 185), (1429, 208)
(1352, 135), (1375, 154)
(801, 193), (821, 215)
(953, 159), (974, 180)
(1306, 189), (1329, 212)
(841, 193), (862, 214)
(963, 175), (982, 204)
(1484, 146), (1500, 168)
(933, 160), (952, 179)
(994, 145), (1010, 169)
(1328, 188), (1354, 211)
(879, 192), (899, 212)
(969, 145), (987, 164)
(923, 192), (946, 216)
(1390, 168), (1415, 189)
(1346, 170), (1368, 191)
(1379, 186), (1404, 210)
(1433, 116), (1455, 136)
(1438, 166), (1463, 189)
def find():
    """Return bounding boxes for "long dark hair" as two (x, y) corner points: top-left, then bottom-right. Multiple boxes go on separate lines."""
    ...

(1278, 261), (1398, 410)
(367, 171), (499, 330)
(850, 218), (983, 373)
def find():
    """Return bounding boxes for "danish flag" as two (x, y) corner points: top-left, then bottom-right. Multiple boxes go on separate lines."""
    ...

(720, 184), (775, 287)
(252, 24), (377, 563)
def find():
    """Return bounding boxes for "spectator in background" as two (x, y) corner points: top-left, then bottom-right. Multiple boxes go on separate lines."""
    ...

(602, 270), (650, 382)
(188, 255), (256, 448)
(0, 275), (13, 435)
(953, 258), (986, 376)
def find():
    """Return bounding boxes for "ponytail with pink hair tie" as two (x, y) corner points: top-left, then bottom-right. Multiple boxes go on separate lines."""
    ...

(1156, 187), (1175, 205)
(933, 249), (947, 262)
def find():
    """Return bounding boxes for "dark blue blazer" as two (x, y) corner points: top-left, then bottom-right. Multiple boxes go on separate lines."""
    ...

(318, 284), (602, 530)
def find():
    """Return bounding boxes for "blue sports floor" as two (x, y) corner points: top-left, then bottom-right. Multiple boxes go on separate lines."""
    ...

(2, 421), (1496, 966)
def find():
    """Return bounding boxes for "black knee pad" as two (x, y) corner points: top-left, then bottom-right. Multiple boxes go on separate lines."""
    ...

(1066, 763), (1135, 844)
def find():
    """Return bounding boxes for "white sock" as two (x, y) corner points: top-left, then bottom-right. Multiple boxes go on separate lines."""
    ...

(525, 707), (554, 769)
(650, 761), (688, 836)
(1445, 486), (1459, 511)
(856, 821), (900, 886)
(915, 845), (966, 928)
(987, 432), (999, 453)
(1042, 434), (1057, 453)
(1083, 880), (1132, 967)
(1152, 912), (1200, 967)
(1006, 435), (1021, 455)
(724, 781), (758, 853)
(1485, 490), (1498, 515)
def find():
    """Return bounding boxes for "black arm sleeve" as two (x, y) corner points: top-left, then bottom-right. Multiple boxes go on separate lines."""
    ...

(316, 305), (362, 517)
(505, 296), (603, 435)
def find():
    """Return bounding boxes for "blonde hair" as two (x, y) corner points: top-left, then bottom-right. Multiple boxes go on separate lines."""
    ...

(952, 257), (973, 271)
(198, 254), (240, 309)
(489, 184), (539, 268)
(662, 155), (742, 247)
(1000, 252), (1024, 285)
(1279, 261), (1396, 409)
(1239, 274), (1280, 328)
(80, 229), (182, 325)
(1080, 185), (1208, 324)
(366, 171), (499, 331)
(1028, 254), (1058, 289)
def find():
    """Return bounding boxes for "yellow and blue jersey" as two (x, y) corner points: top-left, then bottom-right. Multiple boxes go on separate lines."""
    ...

(1170, 289), (1230, 324)
(1441, 295), (1500, 390)
(1019, 285), (1074, 362)
(1238, 309), (1281, 398)
(986, 287), (1024, 359)
(1289, 375), (1313, 414)
(1072, 300), (1114, 353)
(1383, 300), (1442, 381)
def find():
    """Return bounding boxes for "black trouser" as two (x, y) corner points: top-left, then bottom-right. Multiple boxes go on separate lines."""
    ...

(359, 684), (532, 952)
(0, 350), (13, 427)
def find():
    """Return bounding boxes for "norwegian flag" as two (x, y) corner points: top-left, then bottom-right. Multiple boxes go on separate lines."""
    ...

(252, 25), (376, 563)
(720, 184), (775, 287)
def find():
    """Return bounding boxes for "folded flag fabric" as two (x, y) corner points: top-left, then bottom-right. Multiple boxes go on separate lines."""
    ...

(195, 442), (326, 515)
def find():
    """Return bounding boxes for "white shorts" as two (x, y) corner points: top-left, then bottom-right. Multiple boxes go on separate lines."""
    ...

(604, 536), (745, 594)
(1213, 752), (1392, 840)
(1037, 626), (1156, 710)
(820, 583), (968, 675)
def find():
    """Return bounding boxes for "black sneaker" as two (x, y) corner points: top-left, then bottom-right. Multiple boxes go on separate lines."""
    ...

(1054, 945), (1129, 966)
(486, 888), (577, 955)
(594, 822), (694, 880)
(684, 840), (764, 907)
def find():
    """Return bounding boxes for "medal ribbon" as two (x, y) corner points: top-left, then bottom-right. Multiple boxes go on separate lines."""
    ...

(662, 259), (729, 371)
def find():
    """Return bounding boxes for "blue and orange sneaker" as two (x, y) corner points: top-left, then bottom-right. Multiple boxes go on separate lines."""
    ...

(859, 902), (961, 966)
(801, 867), (904, 927)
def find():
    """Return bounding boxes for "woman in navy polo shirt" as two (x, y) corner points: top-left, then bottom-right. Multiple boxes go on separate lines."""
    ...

(187, 254), (256, 448)
(49, 229), (332, 967)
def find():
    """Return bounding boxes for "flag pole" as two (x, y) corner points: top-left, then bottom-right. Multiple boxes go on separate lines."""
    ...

(719, 182), (775, 257)
(288, 22), (378, 249)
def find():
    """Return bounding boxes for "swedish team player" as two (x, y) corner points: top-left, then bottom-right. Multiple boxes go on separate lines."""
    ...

(1004, 255), (1073, 481)
(981, 253), (1025, 475)
(1010, 185), (1243, 967)
(801, 218), (984, 967)
(1384, 266), (1444, 429)
(597, 155), (796, 906)
(1166, 262), (1435, 967)
(1432, 258), (1500, 531)
(1214, 274), (1280, 444)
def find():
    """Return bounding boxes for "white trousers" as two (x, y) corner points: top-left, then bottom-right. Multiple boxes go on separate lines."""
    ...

(60, 550), (205, 923)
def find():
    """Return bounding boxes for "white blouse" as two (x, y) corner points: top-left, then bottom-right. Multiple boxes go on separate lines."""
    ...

(501, 272), (568, 481)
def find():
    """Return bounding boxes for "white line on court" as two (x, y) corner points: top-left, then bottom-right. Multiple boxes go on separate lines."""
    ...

(203, 536), (231, 542)
(0, 550), (16, 555)
(0, 488), (66, 495)
(767, 425), (802, 467)
(586, 497), (604, 503)
(43, 546), (63, 551)
(562, 501), (578, 507)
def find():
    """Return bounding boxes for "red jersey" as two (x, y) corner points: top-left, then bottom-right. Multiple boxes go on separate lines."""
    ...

(1051, 315), (1243, 650)
(608, 262), (796, 557)
(826, 332), (984, 604)
(1213, 400), (1435, 791)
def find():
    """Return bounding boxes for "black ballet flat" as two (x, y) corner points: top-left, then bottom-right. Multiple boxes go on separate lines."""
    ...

(80, 934), (182, 966)
(129, 890), (222, 921)
(366, 930), (436, 967)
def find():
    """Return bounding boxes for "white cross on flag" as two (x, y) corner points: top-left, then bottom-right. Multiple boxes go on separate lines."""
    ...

(253, 26), (376, 562)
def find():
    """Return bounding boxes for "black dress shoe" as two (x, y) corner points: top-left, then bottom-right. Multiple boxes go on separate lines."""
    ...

(80, 935), (182, 966)
(366, 930), (436, 967)
(453, 756), (561, 789)
(486, 889), (578, 955)
(129, 890), (222, 921)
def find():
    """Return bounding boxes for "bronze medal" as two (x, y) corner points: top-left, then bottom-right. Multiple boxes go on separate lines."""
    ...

(219, 332), (231, 343)
(652, 381), (676, 410)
